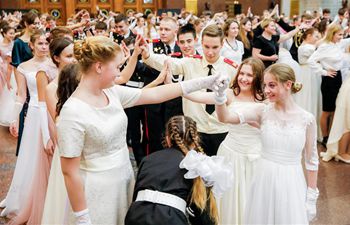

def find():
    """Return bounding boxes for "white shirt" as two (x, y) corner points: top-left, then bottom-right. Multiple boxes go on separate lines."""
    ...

(308, 38), (350, 76)
(220, 39), (244, 65)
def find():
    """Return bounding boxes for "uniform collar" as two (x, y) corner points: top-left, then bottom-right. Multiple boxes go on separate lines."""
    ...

(201, 56), (223, 71)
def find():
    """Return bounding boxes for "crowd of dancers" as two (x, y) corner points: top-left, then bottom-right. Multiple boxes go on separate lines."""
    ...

(0, 4), (349, 225)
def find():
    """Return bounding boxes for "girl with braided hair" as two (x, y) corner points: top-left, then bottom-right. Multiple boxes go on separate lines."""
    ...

(125, 115), (231, 225)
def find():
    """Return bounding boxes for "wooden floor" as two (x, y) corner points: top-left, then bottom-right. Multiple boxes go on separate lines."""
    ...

(0, 125), (349, 224)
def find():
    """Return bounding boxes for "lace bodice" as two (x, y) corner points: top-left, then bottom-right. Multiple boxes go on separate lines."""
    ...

(57, 85), (141, 160)
(17, 62), (57, 106)
(259, 104), (319, 170)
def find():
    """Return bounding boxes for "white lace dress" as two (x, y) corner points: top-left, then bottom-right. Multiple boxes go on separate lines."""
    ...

(57, 85), (141, 225)
(217, 101), (262, 225)
(244, 104), (319, 224)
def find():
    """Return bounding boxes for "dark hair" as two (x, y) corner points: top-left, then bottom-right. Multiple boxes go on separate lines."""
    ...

(338, 8), (347, 16)
(114, 14), (128, 24)
(20, 12), (39, 28)
(1, 25), (15, 36)
(238, 17), (253, 49)
(50, 37), (74, 67)
(95, 21), (107, 31)
(323, 8), (331, 14)
(177, 23), (196, 39)
(0, 20), (9, 33)
(56, 63), (80, 117)
(46, 15), (55, 22)
(163, 115), (218, 225)
(123, 36), (136, 46)
(231, 57), (265, 101)
(301, 27), (317, 41)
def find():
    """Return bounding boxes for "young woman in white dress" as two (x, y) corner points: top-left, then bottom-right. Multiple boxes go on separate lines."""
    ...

(56, 36), (225, 225)
(216, 58), (265, 225)
(0, 30), (57, 223)
(220, 19), (244, 65)
(295, 28), (321, 117)
(0, 25), (16, 126)
(308, 23), (350, 147)
(214, 63), (319, 224)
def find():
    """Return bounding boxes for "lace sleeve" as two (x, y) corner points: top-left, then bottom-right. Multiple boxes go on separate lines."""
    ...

(304, 114), (319, 171)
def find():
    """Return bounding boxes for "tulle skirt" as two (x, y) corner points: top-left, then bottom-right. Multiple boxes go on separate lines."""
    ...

(244, 158), (308, 224)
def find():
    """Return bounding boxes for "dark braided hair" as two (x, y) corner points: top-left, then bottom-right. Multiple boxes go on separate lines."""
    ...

(56, 63), (80, 117)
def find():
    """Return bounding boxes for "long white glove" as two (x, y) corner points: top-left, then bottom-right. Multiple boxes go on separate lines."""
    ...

(306, 187), (319, 221)
(38, 102), (51, 148)
(214, 75), (230, 105)
(74, 209), (92, 225)
(180, 74), (223, 95)
(10, 101), (24, 123)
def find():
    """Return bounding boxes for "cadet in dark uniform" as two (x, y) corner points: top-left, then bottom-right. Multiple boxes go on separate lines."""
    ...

(142, 17), (182, 154)
(113, 13), (137, 44)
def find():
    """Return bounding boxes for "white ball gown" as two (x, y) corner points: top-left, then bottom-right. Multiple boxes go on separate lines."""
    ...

(57, 85), (141, 224)
(244, 104), (319, 224)
(217, 101), (262, 225)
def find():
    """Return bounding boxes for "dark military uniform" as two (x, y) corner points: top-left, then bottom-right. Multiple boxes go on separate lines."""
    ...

(277, 19), (304, 62)
(124, 54), (159, 166)
(113, 29), (137, 44)
(142, 39), (183, 156)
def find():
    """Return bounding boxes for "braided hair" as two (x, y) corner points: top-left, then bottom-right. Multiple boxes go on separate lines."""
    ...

(163, 115), (218, 225)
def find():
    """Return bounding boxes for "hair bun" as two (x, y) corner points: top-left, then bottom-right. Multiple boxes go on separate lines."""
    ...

(292, 82), (303, 93)
(74, 40), (84, 61)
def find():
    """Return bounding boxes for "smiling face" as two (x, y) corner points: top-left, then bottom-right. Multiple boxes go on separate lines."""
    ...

(178, 32), (196, 55)
(265, 21), (277, 35)
(237, 64), (254, 92)
(332, 30), (344, 43)
(227, 21), (239, 38)
(263, 72), (292, 102)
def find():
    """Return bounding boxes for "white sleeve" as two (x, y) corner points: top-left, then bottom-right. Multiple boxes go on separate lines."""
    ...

(57, 106), (85, 158)
(39, 102), (51, 147)
(109, 85), (142, 108)
(307, 45), (328, 76)
(143, 53), (185, 75)
(304, 114), (319, 171)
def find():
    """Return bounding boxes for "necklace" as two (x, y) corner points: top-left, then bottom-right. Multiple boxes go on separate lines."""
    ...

(225, 38), (238, 51)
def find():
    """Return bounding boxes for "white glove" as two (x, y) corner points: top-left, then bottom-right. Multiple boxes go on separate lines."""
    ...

(306, 187), (319, 222)
(74, 209), (92, 225)
(213, 75), (229, 105)
(180, 74), (221, 95)
(39, 102), (51, 148)
(10, 101), (24, 123)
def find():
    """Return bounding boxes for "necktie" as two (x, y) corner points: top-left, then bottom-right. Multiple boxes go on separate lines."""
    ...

(166, 44), (171, 55)
(205, 65), (215, 114)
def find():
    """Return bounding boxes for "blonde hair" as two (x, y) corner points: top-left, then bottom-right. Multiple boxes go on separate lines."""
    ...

(261, 18), (274, 30)
(202, 24), (224, 42)
(74, 36), (121, 72)
(324, 23), (342, 43)
(163, 116), (218, 225)
(265, 63), (302, 93)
